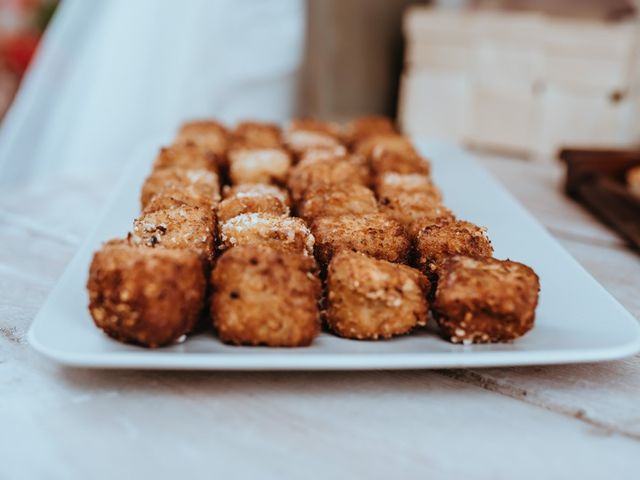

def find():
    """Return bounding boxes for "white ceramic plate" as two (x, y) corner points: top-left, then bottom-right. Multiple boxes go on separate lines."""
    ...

(28, 139), (640, 370)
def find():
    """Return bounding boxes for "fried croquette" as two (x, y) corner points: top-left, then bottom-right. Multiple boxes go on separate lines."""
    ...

(375, 173), (440, 198)
(132, 205), (216, 262)
(140, 167), (220, 210)
(88, 239), (206, 348)
(376, 173), (449, 229)
(154, 142), (221, 173)
(288, 154), (370, 202)
(284, 119), (343, 157)
(217, 193), (289, 226)
(354, 133), (416, 159)
(228, 147), (291, 185)
(176, 120), (228, 154)
(433, 256), (540, 344)
(371, 150), (431, 176)
(298, 145), (348, 165)
(408, 209), (457, 238)
(143, 185), (215, 213)
(342, 115), (396, 146)
(379, 192), (450, 230)
(311, 213), (410, 267)
(232, 121), (281, 148)
(414, 219), (493, 277)
(297, 184), (378, 222)
(219, 213), (314, 255)
(211, 245), (321, 346)
(326, 251), (430, 340)
(222, 183), (291, 206)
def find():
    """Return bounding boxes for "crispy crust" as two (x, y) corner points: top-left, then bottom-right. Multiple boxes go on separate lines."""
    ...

(284, 119), (343, 157)
(433, 256), (540, 344)
(217, 195), (289, 226)
(371, 150), (431, 176)
(232, 121), (282, 149)
(311, 213), (410, 267)
(354, 133), (416, 159)
(297, 184), (378, 222)
(219, 213), (314, 255)
(375, 173), (448, 229)
(143, 185), (215, 213)
(140, 168), (220, 209)
(228, 147), (291, 185)
(222, 183), (291, 206)
(414, 219), (493, 278)
(298, 146), (349, 165)
(342, 115), (396, 146)
(288, 155), (370, 202)
(326, 251), (430, 340)
(87, 239), (206, 347)
(375, 173), (440, 197)
(132, 206), (216, 263)
(211, 245), (321, 346)
(379, 195), (449, 230)
(176, 120), (228, 154)
(154, 142), (222, 173)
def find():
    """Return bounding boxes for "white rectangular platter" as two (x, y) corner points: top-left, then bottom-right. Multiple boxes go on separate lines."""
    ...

(28, 139), (640, 370)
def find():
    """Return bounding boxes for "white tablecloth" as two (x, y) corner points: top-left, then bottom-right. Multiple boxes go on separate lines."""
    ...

(0, 0), (305, 188)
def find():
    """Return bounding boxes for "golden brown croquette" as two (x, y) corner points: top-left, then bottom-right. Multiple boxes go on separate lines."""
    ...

(211, 245), (321, 346)
(217, 194), (289, 226)
(342, 115), (396, 146)
(140, 167), (220, 209)
(154, 142), (221, 173)
(132, 205), (216, 263)
(176, 120), (228, 154)
(228, 147), (291, 185)
(297, 184), (378, 222)
(310, 213), (410, 267)
(87, 239), (207, 348)
(219, 213), (314, 256)
(433, 256), (540, 344)
(232, 121), (282, 149)
(326, 251), (430, 340)
(414, 219), (493, 277)
(288, 154), (370, 202)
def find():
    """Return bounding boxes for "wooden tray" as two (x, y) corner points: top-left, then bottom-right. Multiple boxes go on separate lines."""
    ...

(560, 147), (640, 252)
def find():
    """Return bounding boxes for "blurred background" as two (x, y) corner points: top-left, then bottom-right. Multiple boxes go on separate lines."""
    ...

(0, 0), (638, 186)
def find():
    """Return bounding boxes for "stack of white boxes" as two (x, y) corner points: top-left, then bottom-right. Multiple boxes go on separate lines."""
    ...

(399, 7), (640, 160)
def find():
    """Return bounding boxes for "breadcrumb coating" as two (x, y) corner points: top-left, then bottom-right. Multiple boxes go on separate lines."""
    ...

(311, 213), (410, 267)
(219, 213), (315, 256)
(433, 256), (540, 344)
(232, 121), (281, 149)
(326, 251), (430, 340)
(154, 142), (222, 173)
(132, 205), (216, 263)
(88, 239), (206, 348)
(223, 183), (290, 206)
(354, 133), (416, 159)
(143, 185), (215, 213)
(140, 167), (220, 209)
(342, 115), (396, 146)
(228, 147), (291, 185)
(217, 194), (289, 226)
(297, 184), (378, 222)
(288, 154), (370, 202)
(176, 120), (228, 155)
(211, 245), (321, 346)
(414, 219), (493, 278)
